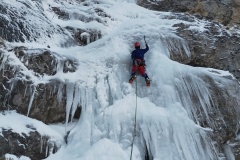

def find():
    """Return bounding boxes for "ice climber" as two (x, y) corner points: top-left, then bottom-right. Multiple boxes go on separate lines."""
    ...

(129, 37), (150, 86)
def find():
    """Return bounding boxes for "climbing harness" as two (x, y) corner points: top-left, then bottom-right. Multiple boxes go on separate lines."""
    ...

(130, 76), (138, 160)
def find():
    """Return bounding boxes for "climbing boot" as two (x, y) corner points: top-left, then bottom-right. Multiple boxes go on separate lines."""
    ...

(145, 77), (150, 87)
(129, 75), (136, 84)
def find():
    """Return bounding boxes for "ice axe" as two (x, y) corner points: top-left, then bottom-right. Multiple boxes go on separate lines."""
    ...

(144, 35), (147, 45)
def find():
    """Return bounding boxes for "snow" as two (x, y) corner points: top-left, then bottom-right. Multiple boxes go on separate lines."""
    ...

(5, 154), (31, 160)
(1, 0), (238, 160)
(0, 111), (63, 141)
(49, 120), (78, 137)
(205, 68), (235, 78)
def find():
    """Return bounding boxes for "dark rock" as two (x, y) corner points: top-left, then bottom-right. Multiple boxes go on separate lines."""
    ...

(169, 13), (240, 158)
(0, 54), (16, 112)
(66, 26), (102, 46)
(13, 47), (78, 75)
(50, 4), (108, 46)
(137, 0), (240, 26)
(0, 133), (9, 156)
(0, 1), (105, 46)
(52, 7), (70, 20)
(0, 47), (78, 158)
(0, 129), (60, 160)
(175, 72), (240, 158)
(0, 2), (56, 42)
(0, 48), (79, 124)
(203, 75), (239, 141)
(94, 8), (111, 18)
(168, 18), (240, 81)
(8, 80), (67, 124)
(0, 38), (5, 48)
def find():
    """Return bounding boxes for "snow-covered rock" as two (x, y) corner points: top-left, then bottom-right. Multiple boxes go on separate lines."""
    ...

(0, 111), (63, 160)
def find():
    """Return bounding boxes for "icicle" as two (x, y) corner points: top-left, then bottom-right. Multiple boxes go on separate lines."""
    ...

(45, 142), (49, 157)
(56, 57), (64, 73)
(87, 35), (90, 44)
(174, 74), (214, 123)
(24, 85), (28, 98)
(96, 32), (99, 40)
(47, 140), (55, 156)
(65, 61), (69, 68)
(80, 88), (86, 111)
(70, 84), (80, 122)
(0, 53), (8, 77)
(57, 82), (64, 103)
(25, 59), (28, 66)
(158, 34), (190, 58)
(80, 32), (90, 44)
(96, 74), (109, 110)
(65, 82), (75, 132)
(20, 56), (24, 62)
(9, 79), (16, 92)
(40, 135), (43, 153)
(27, 85), (36, 117)
(54, 83), (58, 94)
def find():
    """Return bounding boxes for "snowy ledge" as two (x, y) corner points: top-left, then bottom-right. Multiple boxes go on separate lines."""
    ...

(0, 111), (63, 139)
(0, 111), (65, 159)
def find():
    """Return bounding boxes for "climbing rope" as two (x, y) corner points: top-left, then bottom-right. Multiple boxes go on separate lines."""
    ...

(130, 76), (138, 160)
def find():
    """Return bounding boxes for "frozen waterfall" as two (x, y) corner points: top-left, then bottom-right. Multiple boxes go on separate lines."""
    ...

(45, 34), (222, 160)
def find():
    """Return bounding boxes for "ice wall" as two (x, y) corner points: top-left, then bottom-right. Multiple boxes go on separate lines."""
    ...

(45, 34), (226, 160)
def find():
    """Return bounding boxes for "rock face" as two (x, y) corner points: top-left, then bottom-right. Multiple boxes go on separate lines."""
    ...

(169, 18), (240, 81)
(66, 26), (102, 45)
(137, 0), (240, 26)
(13, 47), (78, 76)
(190, 74), (239, 158)
(0, 0), (106, 46)
(206, 76), (240, 159)
(51, 4), (109, 45)
(0, 47), (79, 124)
(0, 1), (64, 43)
(0, 129), (59, 160)
(0, 47), (81, 159)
